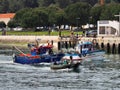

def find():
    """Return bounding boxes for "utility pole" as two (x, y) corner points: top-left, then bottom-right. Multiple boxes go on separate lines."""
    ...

(114, 12), (120, 37)
(76, 17), (80, 30)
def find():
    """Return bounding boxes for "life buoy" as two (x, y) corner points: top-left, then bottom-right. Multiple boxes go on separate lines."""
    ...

(92, 39), (97, 45)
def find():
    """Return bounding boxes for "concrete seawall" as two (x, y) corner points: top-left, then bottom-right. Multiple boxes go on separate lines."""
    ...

(0, 35), (120, 52)
(58, 36), (120, 54)
(0, 36), (59, 42)
(0, 36), (59, 49)
(80, 37), (120, 45)
(0, 35), (120, 44)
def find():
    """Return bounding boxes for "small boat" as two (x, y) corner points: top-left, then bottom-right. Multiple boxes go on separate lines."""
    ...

(61, 53), (82, 62)
(50, 62), (80, 70)
(50, 53), (82, 70)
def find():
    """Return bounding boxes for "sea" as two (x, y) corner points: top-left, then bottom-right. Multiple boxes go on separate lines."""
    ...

(0, 49), (120, 90)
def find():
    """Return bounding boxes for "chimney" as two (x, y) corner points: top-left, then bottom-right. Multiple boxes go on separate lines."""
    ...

(100, 0), (105, 5)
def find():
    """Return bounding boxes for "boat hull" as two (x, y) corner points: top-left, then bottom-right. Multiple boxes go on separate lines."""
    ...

(13, 53), (64, 64)
(14, 55), (41, 64)
(50, 62), (81, 70)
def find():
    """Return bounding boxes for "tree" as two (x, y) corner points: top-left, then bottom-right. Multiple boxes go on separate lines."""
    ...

(55, 10), (67, 28)
(0, 0), (9, 13)
(33, 8), (49, 27)
(23, 0), (39, 8)
(42, 0), (55, 7)
(0, 21), (6, 28)
(56, 0), (70, 8)
(100, 3), (120, 20)
(8, 0), (23, 12)
(14, 8), (32, 26)
(46, 5), (62, 26)
(90, 5), (103, 25)
(7, 20), (18, 28)
(14, 8), (48, 28)
(65, 2), (91, 29)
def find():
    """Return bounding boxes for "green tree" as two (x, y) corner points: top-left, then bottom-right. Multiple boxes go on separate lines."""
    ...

(7, 20), (18, 28)
(8, 0), (24, 12)
(56, 0), (70, 8)
(23, 0), (39, 8)
(0, 21), (6, 28)
(100, 3), (120, 20)
(46, 5), (62, 26)
(65, 2), (91, 29)
(42, 0), (55, 7)
(15, 8), (48, 28)
(14, 8), (32, 26)
(90, 5), (103, 25)
(33, 8), (49, 27)
(0, 0), (9, 13)
(55, 10), (67, 28)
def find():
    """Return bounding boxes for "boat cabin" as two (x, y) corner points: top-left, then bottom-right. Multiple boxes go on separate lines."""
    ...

(75, 41), (93, 55)
(31, 44), (53, 56)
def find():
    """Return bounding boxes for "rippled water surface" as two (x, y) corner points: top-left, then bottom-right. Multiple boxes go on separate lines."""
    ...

(0, 50), (120, 90)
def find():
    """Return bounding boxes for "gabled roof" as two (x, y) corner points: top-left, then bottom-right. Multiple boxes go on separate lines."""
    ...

(0, 13), (15, 18)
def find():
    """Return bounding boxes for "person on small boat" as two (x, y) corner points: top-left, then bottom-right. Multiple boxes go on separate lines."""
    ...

(63, 59), (68, 65)
(30, 39), (39, 55)
(31, 45), (39, 56)
(53, 61), (57, 65)
(30, 39), (54, 55)
(69, 56), (73, 64)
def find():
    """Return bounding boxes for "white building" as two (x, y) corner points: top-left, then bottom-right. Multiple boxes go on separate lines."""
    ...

(97, 20), (119, 36)
(0, 13), (15, 25)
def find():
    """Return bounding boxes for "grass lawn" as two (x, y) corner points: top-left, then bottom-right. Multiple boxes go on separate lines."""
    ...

(0, 30), (83, 36)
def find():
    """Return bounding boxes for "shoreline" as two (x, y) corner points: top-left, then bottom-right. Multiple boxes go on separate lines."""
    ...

(0, 42), (28, 49)
(1, 35), (120, 50)
(0, 35), (59, 49)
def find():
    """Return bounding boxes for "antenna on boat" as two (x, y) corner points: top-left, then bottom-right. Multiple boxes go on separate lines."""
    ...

(35, 38), (41, 47)
(13, 46), (26, 56)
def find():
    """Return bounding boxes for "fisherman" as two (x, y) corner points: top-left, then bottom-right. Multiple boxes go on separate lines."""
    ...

(54, 61), (57, 65)
(31, 45), (38, 55)
(30, 39), (40, 55)
(69, 56), (73, 64)
(63, 59), (68, 65)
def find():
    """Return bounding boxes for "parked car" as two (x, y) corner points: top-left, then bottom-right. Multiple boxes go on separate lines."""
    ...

(13, 27), (23, 31)
(86, 30), (97, 37)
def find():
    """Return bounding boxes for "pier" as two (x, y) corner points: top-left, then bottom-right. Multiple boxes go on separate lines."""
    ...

(0, 35), (120, 54)
(58, 36), (120, 54)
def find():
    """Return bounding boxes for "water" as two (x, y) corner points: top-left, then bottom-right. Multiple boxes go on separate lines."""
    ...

(0, 50), (120, 90)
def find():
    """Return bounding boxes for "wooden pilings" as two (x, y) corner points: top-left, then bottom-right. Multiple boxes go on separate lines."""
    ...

(118, 43), (120, 54)
(58, 40), (120, 54)
(58, 41), (76, 50)
(91, 42), (120, 54)
(106, 43), (110, 54)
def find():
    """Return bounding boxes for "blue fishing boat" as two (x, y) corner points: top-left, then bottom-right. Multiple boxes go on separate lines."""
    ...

(13, 44), (64, 64)
(13, 53), (64, 64)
